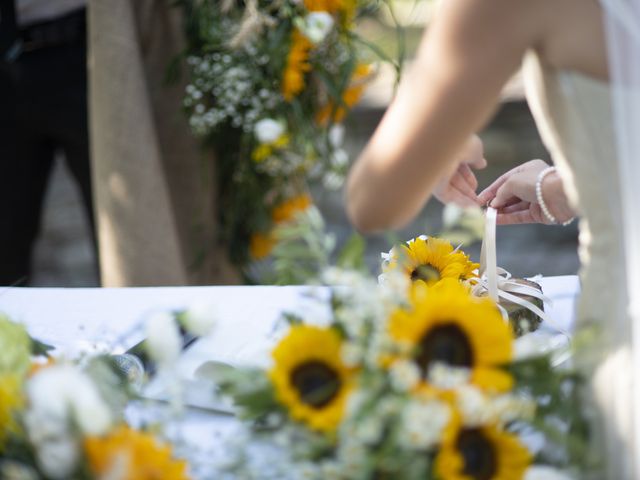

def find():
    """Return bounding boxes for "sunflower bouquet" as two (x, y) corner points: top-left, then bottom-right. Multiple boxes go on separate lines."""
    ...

(175, 0), (393, 268)
(207, 272), (590, 479)
(381, 234), (546, 337)
(0, 314), (191, 480)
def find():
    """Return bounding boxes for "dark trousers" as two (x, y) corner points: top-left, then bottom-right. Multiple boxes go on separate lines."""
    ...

(0, 11), (94, 285)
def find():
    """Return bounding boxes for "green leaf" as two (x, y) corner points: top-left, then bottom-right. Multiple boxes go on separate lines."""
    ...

(30, 337), (54, 357)
(337, 233), (367, 271)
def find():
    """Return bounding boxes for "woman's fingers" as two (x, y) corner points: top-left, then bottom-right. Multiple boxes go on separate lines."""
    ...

(458, 163), (478, 191)
(500, 200), (530, 213)
(477, 170), (512, 205)
(489, 179), (517, 208)
(446, 185), (481, 207)
(496, 210), (536, 225)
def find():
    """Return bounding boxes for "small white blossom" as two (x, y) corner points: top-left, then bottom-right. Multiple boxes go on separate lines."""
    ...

(331, 149), (349, 168)
(400, 399), (450, 450)
(145, 312), (181, 366)
(300, 12), (334, 43)
(428, 362), (471, 390)
(341, 343), (363, 367)
(492, 393), (536, 423)
(254, 118), (285, 144)
(329, 124), (345, 147)
(455, 384), (492, 426)
(182, 302), (217, 336)
(389, 360), (421, 392)
(355, 417), (384, 445)
(35, 437), (80, 480)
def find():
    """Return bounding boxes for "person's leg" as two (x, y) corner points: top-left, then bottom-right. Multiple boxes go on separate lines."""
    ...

(35, 13), (97, 252)
(0, 67), (55, 285)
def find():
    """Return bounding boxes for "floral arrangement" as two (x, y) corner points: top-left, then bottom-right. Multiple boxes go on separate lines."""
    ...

(0, 312), (203, 480)
(176, 0), (394, 268)
(196, 209), (590, 479)
(208, 275), (588, 479)
(380, 206), (548, 338)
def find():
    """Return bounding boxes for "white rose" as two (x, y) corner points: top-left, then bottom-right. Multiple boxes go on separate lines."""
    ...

(301, 12), (334, 43)
(145, 312), (181, 366)
(254, 118), (285, 144)
(182, 302), (217, 336)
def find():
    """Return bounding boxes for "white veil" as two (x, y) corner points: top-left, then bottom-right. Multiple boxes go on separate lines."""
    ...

(600, 0), (640, 475)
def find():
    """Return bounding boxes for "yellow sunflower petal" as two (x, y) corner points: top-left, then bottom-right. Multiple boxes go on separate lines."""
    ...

(435, 419), (532, 480)
(269, 325), (355, 432)
(84, 426), (189, 480)
(386, 236), (478, 287)
(388, 280), (514, 393)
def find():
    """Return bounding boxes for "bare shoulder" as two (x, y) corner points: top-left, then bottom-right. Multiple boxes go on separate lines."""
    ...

(426, 0), (607, 79)
(536, 0), (608, 79)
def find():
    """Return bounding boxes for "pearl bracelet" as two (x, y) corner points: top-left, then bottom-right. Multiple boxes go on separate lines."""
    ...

(535, 166), (574, 226)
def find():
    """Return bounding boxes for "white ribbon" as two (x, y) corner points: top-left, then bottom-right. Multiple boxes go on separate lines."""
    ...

(470, 208), (571, 340)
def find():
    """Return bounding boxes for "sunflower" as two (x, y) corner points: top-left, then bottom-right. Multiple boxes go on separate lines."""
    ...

(282, 30), (313, 101)
(84, 426), (189, 480)
(435, 416), (531, 480)
(388, 280), (514, 393)
(0, 374), (23, 450)
(385, 236), (479, 287)
(269, 325), (355, 432)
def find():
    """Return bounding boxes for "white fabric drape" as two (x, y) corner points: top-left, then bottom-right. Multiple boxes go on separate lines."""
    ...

(601, 0), (640, 476)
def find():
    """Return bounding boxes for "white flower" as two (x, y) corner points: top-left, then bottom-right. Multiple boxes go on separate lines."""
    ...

(26, 365), (113, 437)
(25, 365), (113, 479)
(145, 312), (181, 366)
(300, 12), (334, 43)
(254, 118), (285, 144)
(492, 393), (536, 423)
(389, 360), (421, 392)
(443, 203), (465, 229)
(329, 124), (345, 147)
(428, 362), (471, 389)
(35, 437), (80, 480)
(331, 149), (349, 168)
(182, 302), (217, 336)
(354, 417), (383, 445)
(400, 399), (450, 449)
(524, 466), (575, 480)
(455, 384), (492, 426)
(340, 343), (363, 367)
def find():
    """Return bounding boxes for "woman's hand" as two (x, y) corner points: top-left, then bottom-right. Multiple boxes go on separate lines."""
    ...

(433, 135), (487, 207)
(477, 159), (575, 225)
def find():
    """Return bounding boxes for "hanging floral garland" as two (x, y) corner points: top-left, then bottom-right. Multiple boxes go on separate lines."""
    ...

(176, 0), (392, 270)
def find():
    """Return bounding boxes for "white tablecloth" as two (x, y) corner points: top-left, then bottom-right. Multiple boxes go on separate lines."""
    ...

(0, 276), (581, 477)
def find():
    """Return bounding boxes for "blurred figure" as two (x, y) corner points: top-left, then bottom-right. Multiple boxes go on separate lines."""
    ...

(0, 0), (94, 285)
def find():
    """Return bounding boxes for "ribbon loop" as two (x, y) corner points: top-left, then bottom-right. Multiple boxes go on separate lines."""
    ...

(473, 208), (570, 340)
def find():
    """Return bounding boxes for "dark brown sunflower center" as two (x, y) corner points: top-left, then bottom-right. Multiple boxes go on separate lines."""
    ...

(291, 361), (341, 409)
(415, 324), (473, 377)
(410, 264), (441, 283)
(456, 429), (498, 480)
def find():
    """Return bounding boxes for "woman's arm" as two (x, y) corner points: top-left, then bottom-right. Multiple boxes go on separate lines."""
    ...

(346, 0), (546, 232)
